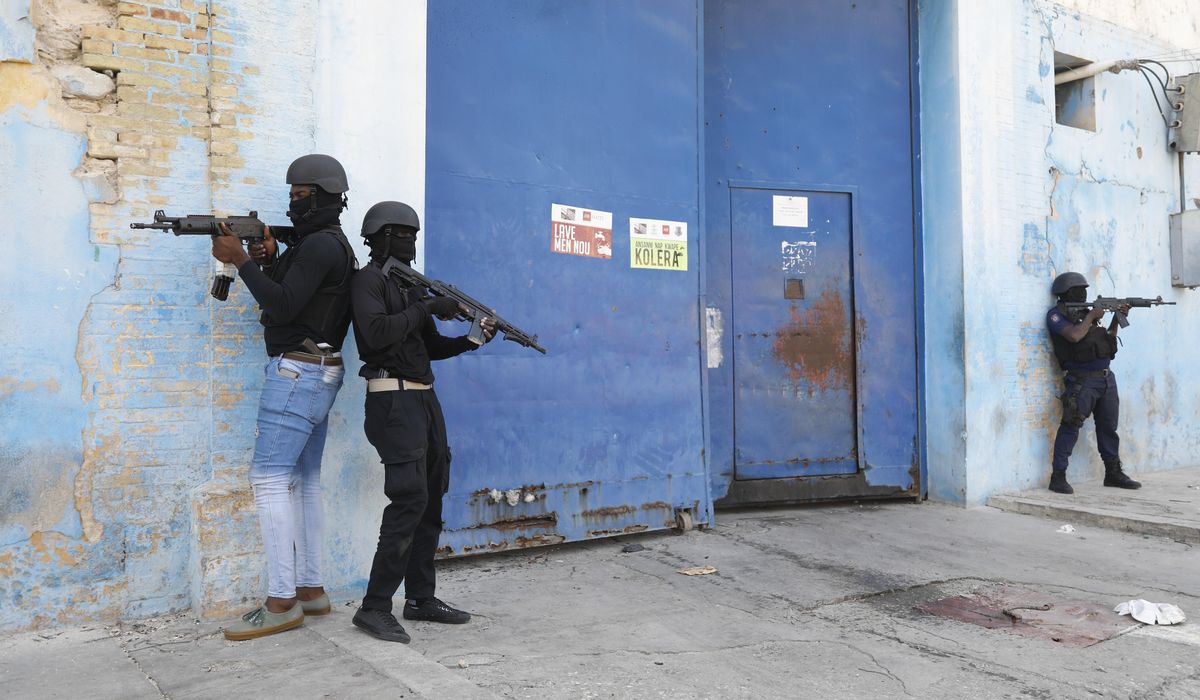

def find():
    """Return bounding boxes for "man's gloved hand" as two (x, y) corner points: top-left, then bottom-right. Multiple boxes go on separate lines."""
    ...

(425, 296), (460, 320)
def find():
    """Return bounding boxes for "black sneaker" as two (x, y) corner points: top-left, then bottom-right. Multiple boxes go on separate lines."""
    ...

(352, 608), (411, 643)
(403, 597), (471, 624)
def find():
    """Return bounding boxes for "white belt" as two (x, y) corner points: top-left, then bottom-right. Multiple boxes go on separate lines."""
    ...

(367, 378), (432, 392)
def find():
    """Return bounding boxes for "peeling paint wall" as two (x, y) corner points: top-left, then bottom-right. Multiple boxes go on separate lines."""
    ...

(922, 0), (1200, 504)
(917, 0), (968, 503)
(0, 0), (416, 631)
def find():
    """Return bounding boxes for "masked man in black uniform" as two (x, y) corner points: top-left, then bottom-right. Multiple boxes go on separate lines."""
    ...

(348, 201), (496, 644)
(1045, 271), (1141, 495)
(211, 154), (357, 640)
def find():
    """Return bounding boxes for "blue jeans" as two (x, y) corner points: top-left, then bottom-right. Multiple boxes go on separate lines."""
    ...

(249, 356), (344, 598)
(1052, 370), (1120, 472)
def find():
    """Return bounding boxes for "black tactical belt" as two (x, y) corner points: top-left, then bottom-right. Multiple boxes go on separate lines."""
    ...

(280, 351), (343, 367)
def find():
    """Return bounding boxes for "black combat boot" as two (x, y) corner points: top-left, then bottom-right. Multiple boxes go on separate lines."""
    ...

(1103, 460), (1141, 489)
(1048, 470), (1073, 494)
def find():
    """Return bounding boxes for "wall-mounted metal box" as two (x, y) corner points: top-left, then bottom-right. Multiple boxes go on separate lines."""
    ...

(1170, 209), (1200, 287)
(1170, 73), (1200, 153)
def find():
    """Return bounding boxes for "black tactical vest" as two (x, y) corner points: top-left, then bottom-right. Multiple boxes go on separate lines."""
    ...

(259, 226), (357, 348)
(1049, 302), (1117, 369)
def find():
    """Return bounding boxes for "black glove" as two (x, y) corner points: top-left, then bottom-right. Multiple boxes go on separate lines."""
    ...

(424, 296), (460, 318)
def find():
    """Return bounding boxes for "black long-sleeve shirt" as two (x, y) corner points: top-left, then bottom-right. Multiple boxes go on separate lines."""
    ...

(238, 232), (351, 355)
(350, 260), (477, 383)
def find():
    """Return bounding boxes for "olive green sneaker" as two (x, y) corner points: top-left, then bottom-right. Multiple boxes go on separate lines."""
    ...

(223, 604), (304, 641)
(300, 593), (331, 616)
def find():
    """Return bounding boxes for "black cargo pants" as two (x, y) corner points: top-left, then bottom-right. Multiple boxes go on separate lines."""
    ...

(360, 386), (450, 613)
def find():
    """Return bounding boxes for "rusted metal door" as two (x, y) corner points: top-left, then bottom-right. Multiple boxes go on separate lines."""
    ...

(731, 187), (857, 480)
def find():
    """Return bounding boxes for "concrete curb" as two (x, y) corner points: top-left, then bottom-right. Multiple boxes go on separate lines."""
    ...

(306, 609), (501, 700)
(986, 495), (1200, 544)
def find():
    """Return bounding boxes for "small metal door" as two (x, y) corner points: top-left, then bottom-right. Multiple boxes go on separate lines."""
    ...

(731, 187), (857, 480)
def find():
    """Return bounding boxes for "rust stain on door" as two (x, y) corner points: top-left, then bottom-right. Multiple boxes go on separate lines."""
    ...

(770, 289), (851, 390)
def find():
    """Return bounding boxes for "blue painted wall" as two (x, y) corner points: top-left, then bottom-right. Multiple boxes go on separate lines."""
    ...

(919, 2), (1200, 503)
(0, 97), (121, 620)
(917, 0), (967, 502)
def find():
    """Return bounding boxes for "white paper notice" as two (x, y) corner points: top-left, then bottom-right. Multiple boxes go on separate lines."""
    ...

(773, 195), (809, 228)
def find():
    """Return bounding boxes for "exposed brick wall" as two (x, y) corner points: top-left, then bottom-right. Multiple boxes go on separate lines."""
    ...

(1, 0), (321, 629)
(78, 0), (219, 620)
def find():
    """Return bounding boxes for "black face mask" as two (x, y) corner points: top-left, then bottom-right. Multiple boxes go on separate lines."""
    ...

(1064, 287), (1088, 304)
(368, 227), (417, 263)
(287, 189), (344, 236)
(392, 237), (416, 263)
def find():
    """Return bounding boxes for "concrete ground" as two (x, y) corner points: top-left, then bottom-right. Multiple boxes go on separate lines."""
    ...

(989, 466), (1200, 544)
(3, 491), (1199, 699)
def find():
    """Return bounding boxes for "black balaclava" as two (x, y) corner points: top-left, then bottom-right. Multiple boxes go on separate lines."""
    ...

(367, 226), (417, 264)
(1062, 286), (1088, 304)
(288, 187), (346, 237)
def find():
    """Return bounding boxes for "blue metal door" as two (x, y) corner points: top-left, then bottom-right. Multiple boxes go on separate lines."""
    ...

(424, 1), (712, 554)
(704, 0), (921, 504)
(731, 188), (857, 479)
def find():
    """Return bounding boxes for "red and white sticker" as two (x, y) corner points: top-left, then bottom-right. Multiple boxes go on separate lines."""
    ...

(551, 204), (613, 260)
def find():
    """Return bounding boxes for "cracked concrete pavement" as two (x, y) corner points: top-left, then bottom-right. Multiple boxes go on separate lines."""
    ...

(2, 501), (1198, 699)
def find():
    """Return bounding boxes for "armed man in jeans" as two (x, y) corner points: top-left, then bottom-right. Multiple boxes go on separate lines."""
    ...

(211, 154), (357, 640)
(1045, 271), (1141, 495)
(348, 201), (495, 643)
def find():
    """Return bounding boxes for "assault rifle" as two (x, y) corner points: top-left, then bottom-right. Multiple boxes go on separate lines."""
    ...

(1064, 296), (1176, 328)
(130, 210), (294, 301)
(381, 257), (547, 354)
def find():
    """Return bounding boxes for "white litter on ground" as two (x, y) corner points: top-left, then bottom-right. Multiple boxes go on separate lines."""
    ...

(1056, 524), (1076, 533)
(1115, 599), (1186, 625)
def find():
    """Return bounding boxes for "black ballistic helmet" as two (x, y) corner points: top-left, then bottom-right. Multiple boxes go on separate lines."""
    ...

(1051, 271), (1089, 295)
(286, 154), (349, 194)
(361, 201), (420, 238)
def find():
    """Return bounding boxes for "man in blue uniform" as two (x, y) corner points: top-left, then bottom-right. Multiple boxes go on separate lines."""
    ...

(1045, 271), (1141, 494)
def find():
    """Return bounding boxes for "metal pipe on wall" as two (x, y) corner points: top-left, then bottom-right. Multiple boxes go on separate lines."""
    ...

(1054, 59), (1141, 86)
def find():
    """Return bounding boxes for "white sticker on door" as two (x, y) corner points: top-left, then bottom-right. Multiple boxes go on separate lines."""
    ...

(772, 195), (809, 228)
